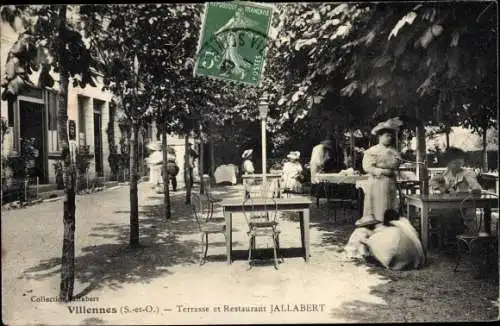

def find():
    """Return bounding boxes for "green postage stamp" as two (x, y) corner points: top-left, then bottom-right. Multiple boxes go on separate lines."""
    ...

(194, 1), (274, 86)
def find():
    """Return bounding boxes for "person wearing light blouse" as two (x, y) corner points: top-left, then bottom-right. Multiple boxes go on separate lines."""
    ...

(361, 117), (404, 222)
(429, 147), (483, 242)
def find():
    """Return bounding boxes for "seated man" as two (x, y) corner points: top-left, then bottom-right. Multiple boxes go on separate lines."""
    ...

(429, 147), (483, 244)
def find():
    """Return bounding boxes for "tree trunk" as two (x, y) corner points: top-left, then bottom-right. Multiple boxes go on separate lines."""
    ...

(129, 122), (140, 247)
(445, 130), (450, 150)
(184, 134), (191, 204)
(161, 127), (171, 220)
(208, 123), (215, 183)
(199, 125), (205, 195)
(415, 108), (429, 195)
(482, 129), (488, 171)
(58, 5), (77, 303)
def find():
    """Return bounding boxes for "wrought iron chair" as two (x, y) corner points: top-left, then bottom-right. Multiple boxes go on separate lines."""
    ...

(245, 178), (275, 199)
(242, 196), (282, 269)
(192, 193), (227, 266)
(454, 194), (498, 276)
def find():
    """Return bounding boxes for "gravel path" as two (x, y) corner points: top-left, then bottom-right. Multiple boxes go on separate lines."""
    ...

(2, 183), (498, 325)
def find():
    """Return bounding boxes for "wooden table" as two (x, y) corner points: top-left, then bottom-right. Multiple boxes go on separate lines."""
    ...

(220, 197), (312, 264)
(405, 192), (498, 255)
(316, 173), (368, 184)
(313, 174), (368, 208)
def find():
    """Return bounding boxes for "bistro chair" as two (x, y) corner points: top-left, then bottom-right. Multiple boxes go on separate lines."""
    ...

(245, 178), (274, 199)
(454, 194), (497, 276)
(242, 196), (282, 269)
(192, 193), (227, 266)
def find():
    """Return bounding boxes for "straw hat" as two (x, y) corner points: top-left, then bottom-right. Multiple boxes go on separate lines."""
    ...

(355, 215), (381, 227)
(242, 149), (253, 159)
(287, 151), (300, 160)
(371, 117), (403, 135)
(147, 142), (161, 151)
(320, 140), (333, 149)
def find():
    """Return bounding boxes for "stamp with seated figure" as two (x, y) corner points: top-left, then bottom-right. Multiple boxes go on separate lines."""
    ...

(194, 1), (274, 86)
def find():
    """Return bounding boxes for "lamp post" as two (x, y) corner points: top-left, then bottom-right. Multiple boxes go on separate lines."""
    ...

(259, 95), (269, 190)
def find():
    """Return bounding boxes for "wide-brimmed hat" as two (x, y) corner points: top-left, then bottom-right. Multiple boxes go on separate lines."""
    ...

(320, 140), (333, 149)
(287, 151), (300, 160)
(442, 147), (466, 165)
(355, 215), (381, 227)
(371, 117), (403, 136)
(242, 149), (253, 159)
(147, 142), (161, 151)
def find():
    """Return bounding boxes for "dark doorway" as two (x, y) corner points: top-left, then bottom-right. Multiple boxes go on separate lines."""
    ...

(94, 111), (103, 177)
(19, 100), (46, 183)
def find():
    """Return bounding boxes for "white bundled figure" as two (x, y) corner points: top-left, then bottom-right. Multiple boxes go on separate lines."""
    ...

(343, 215), (380, 260)
(282, 151), (303, 194)
(146, 142), (163, 188)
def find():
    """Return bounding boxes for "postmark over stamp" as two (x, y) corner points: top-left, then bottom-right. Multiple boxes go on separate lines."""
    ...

(194, 1), (274, 86)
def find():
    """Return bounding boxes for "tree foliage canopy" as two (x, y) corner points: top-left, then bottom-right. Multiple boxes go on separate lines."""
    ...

(263, 2), (497, 133)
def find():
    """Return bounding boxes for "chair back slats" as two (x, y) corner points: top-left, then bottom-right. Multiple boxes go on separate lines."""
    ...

(242, 196), (279, 229)
(459, 195), (481, 235)
(244, 178), (278, 198)
(192, 193), (213, 228)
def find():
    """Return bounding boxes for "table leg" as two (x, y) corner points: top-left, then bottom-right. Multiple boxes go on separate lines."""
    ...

(358, 188), (364, 216)
(484, 206), (492, 235)
(225, 210), (232, 264)
(421, 203), (429, 257)
(316, 183), (321, 207)
(300, 209), (310, 262)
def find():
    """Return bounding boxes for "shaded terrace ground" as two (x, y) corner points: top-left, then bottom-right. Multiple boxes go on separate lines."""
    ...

(1, 182), (498, 325)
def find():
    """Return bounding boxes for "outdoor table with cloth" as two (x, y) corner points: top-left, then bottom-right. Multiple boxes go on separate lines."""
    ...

(405, 192), (498, 256)
(356, 174), (421, 215)
(220, 196), (312, 264)
(313, 173), (368, 208)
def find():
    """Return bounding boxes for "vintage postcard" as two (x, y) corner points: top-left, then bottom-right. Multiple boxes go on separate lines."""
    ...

(1, 1), (498, 325)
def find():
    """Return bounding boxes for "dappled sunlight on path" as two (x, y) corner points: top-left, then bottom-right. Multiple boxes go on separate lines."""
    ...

(2, 182), (497, 324)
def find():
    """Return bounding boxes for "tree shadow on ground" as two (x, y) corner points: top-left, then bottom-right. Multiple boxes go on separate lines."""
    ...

(329, 253), (499, 322)
(300, 200), (499, 322)
(21, 189), (237, 296)
(21, 216), (199, 294)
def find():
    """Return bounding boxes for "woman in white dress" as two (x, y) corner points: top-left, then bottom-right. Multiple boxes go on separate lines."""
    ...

(282, 151), (303, 194)
(362, 117), (403, 222)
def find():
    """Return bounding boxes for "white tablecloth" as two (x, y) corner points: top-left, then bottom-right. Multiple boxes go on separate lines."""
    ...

(315, 173), (369, 184)
(214, 164), (238, 185)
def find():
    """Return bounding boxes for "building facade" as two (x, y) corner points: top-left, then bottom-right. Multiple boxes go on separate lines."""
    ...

(1, 19), (120, 184)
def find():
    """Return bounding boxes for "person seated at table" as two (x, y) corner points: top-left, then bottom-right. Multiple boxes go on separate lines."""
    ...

(241, 149), (255, 198)
(362, 117), (403, 223)
(429, 147), (483, 242)
(361, 209), (425, 270)
(343, 215), (381, 260)
(282, 151), (304, 194)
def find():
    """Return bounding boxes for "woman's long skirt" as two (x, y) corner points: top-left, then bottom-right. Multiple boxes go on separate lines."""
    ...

(363, 175), (399, 222)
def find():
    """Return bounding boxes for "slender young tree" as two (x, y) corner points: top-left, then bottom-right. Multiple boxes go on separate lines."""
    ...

(1, 5), (97, 301)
